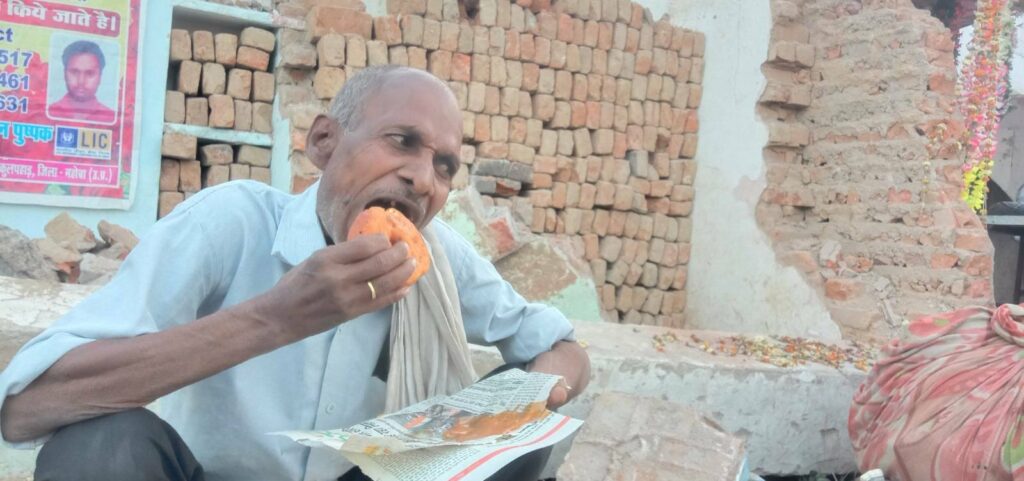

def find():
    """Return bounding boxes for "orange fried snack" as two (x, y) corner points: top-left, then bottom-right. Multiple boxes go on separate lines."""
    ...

(443, 402), (550, 442)
(347, 206), (430, 287)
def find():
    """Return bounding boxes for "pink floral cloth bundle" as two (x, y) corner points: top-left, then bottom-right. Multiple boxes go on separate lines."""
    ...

(850, 304), (1024, 481)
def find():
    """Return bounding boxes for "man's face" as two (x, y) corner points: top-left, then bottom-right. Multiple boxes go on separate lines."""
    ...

(315, 71), (463, 242)
(64, 53), (102, 102)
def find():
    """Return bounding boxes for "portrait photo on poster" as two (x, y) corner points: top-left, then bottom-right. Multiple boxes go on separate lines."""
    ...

(45, 33), (121, 126)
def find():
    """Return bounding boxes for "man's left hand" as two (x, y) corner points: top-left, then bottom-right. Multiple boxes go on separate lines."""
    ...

(527, 340), (590, 410)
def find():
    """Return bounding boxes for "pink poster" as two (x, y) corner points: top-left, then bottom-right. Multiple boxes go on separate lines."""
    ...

(0, 0), (143, 209)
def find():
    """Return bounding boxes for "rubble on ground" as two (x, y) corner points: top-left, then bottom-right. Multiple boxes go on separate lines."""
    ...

(0, 226), (58, 282)
(45, 212), (99, 253)
(0, 213), (137, 285)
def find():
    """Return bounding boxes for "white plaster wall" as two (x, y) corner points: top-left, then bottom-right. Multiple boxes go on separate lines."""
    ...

(637, 0), (841, 340)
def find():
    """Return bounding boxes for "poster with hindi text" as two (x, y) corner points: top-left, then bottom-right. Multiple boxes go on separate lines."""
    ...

(0, 0), (142, 209)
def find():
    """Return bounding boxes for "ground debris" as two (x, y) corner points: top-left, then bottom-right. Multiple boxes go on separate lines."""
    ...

(650, 332), (879, 371)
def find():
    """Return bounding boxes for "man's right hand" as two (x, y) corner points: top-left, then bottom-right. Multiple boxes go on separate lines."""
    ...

(250, 233), (415, 342)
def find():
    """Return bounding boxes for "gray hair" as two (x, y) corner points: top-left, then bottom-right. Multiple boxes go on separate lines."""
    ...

(327, 65), (451, 131)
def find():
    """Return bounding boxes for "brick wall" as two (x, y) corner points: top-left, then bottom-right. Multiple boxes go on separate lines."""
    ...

(269, 0), (704, 326)
(756, 0), (993, 341)
(160, 27), (277, 218)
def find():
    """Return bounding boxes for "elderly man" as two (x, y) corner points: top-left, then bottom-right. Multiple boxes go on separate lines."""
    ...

(0, 65), (589, 481)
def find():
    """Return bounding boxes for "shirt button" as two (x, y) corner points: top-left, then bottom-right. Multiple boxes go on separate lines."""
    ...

(325, 403), (336, 414)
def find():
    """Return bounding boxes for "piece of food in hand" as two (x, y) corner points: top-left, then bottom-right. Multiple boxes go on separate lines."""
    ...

(348, 206), (430, 286)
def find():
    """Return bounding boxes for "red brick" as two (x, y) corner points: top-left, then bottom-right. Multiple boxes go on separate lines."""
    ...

(597, 22), (613, 50)
(177, 60), (201, 95)
(557, 13), (574, 42)
(314, 67), (346, 99)
(214, 33), (238, 66)
(423, 18), (443, 50)
(347, 36), (368, 67)
(252, 71), (275, 102)
(387, 0), (425, 14)
(159, 192), (185, 218)
(928, 72), (956, 95)
(206, 94), (236, 129)
(429, 50), (453, 80)
(925, 31), (955, 52)
(192, 31), (215, 62)
(473, 115), (491, 142)
(170, 29), (192, 62)
(253, 102), (272, 133)
(583, 20), (599, 47)
(964, 254), (992, 276)
(930, 252), (959, 269)
(532, 173), (553, 188)
(185, 97), (209, 126)
(236, 46), (270, 71)
(179, 160), (202, 193)
(227, 69), (253, 99)
(824, 279), (863, 301)
(373, 16), (404, 45)
(165, 91), (185, 123)
(307, 6), (373, 41)
(954, 231), (991, 252)
(237, 27), (276, 55)
(966, 279), (992, 299)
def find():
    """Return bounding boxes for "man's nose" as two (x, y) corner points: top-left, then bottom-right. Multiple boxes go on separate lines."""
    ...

(399, 157), (435, 196)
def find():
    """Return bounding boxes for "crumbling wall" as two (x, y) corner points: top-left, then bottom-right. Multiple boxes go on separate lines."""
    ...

(642, 0), (842, 341)
(265, 0), (703, 326)
(756, 0), (994, 341)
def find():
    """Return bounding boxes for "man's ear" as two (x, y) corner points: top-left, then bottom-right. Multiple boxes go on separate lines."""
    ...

(306, 115), (341, 171)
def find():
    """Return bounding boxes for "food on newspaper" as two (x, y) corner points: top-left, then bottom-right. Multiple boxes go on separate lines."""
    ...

(348, 206), (430, 286)
(275, 369), (583, 481)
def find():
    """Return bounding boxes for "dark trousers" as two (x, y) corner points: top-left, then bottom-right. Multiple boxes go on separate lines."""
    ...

(35, 365), (552, 481)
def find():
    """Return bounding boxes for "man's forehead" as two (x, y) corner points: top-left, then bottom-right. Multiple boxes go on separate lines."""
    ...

(68, 53), (99, 65)
(376, 71), (453, 103)
(364, 75), (461, 139)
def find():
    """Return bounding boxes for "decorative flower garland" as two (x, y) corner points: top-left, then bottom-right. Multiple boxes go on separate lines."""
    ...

(957, 0), (1015, 212)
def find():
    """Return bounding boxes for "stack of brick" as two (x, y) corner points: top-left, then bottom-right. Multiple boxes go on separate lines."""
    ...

(275, 0), (704, 326)
(755, 0), (993, 341)
(160, 26), (279, 218)
(159, 135), (273, 218)
(164, 27), (277, 132)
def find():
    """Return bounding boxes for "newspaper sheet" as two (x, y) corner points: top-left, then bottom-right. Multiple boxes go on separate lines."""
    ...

(275, 369), (583, 481)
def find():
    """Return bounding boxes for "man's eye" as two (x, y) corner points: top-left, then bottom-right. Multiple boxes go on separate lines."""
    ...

(435, 161), (455, 178)
(387, 134), (414, 148)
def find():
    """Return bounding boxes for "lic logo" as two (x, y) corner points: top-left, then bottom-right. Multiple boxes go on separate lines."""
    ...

(56, 127), (78, 149)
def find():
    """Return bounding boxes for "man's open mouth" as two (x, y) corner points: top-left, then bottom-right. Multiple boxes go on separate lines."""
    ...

(364, 196), (424, 226)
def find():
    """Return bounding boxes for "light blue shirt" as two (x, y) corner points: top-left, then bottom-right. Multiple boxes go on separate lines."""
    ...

(0, 180), (574, 481)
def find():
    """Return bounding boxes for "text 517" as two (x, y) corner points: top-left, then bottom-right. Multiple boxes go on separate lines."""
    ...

(0, 49), (33, 67)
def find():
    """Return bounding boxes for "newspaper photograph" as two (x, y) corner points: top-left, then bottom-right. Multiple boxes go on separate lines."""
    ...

(275, 369), (583, 481)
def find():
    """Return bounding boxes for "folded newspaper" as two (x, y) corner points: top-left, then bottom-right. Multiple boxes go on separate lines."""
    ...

(275, 369), (583, 481)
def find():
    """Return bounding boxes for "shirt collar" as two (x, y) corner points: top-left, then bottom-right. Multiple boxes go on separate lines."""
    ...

(272, 179), (328, 266)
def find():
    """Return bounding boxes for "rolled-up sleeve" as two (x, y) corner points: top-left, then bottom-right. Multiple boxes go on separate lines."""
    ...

(0, 193), (225, 447)
(433, 220), (575, 364)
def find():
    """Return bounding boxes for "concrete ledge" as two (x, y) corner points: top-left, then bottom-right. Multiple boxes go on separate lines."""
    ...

(0, 277), (98, 368)
(473, 322), (866, 476)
